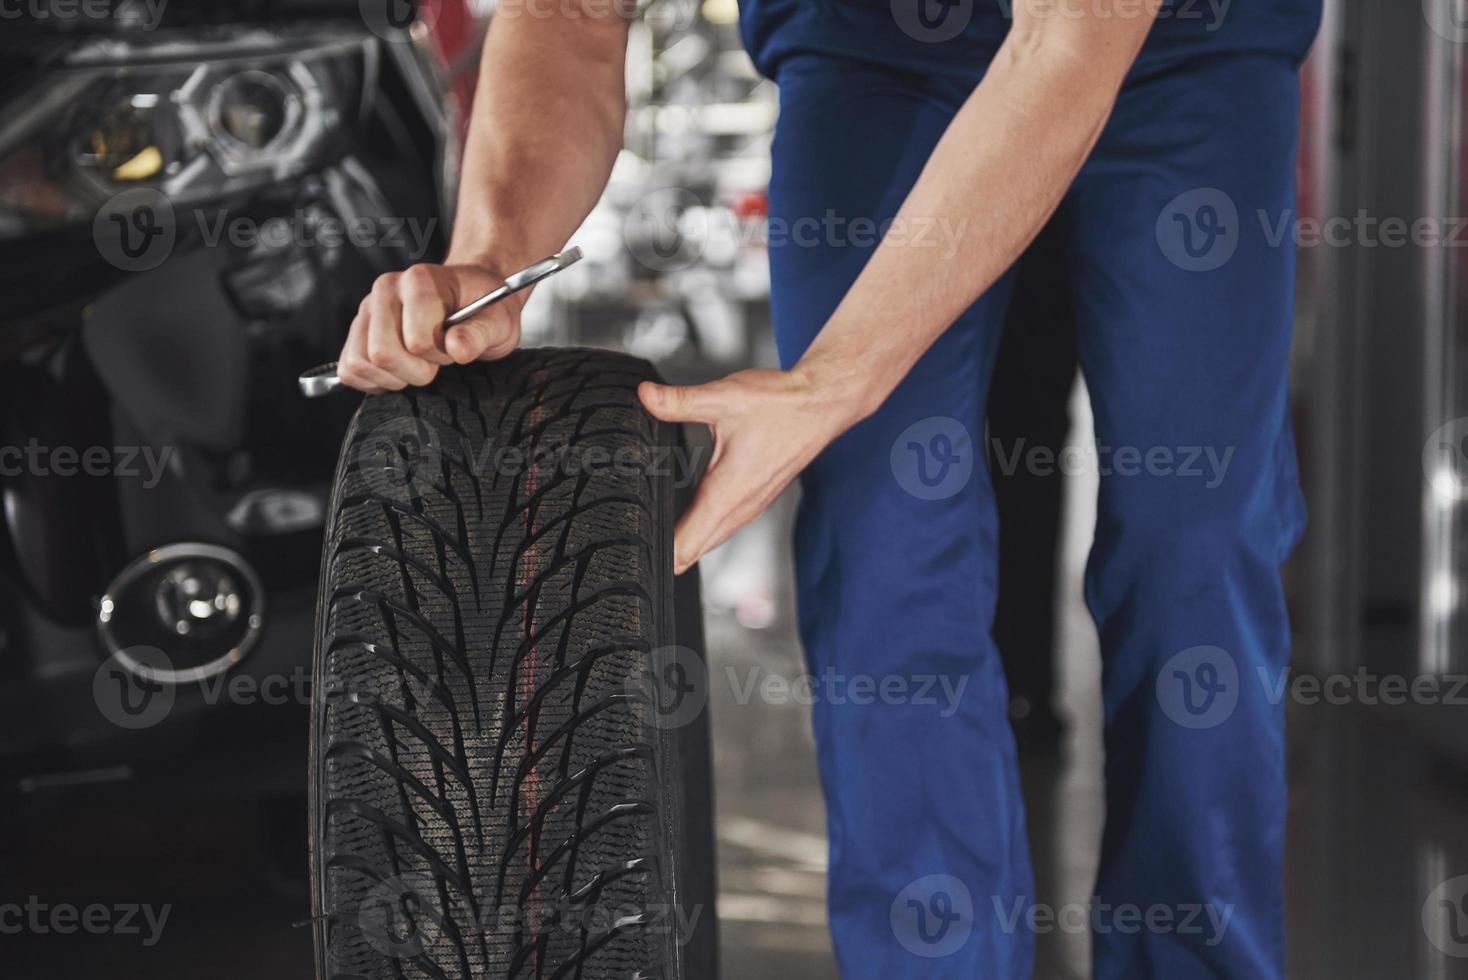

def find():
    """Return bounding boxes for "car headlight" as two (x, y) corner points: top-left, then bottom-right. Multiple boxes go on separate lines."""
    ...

(0, 31), (373, 239)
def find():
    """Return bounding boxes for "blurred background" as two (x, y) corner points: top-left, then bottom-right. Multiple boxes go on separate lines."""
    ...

(1, 0), (1467, 977)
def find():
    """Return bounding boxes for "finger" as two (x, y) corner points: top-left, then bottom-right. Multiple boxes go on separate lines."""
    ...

(671, 455), (747, 573)
(337, 300), (402, 393)
(446, 305), (518, 364)
(366, 273), (437, 387)
(681, 481), (788, 575)
(638, 380), (724, 425)
(399, 266), (454, 365)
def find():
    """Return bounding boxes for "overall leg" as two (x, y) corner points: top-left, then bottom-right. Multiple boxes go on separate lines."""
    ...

(768, 55), (1032, 979)
(1066, 55), (1310, 980)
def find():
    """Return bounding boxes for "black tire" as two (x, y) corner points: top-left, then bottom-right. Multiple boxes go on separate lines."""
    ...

(308, 348), (718, 980)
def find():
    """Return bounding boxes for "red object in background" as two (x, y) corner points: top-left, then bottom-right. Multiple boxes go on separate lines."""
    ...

(423, 0), (482, 98)
(733, 191), (768, 220)
(418, 0), (485, 148)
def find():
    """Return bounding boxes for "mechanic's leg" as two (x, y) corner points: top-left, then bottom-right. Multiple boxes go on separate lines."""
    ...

(769, 55), (1032, 979)
(1066, 55), (1310, 980)
(987, 218), (1079, 746)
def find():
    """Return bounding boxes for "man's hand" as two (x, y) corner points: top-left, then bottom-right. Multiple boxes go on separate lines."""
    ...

(638, 368), (858, 575)
(335, 0), (629, 395)
(335, 263), (523, 394)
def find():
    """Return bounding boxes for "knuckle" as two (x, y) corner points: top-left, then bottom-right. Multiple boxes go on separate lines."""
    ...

(366, 344), (399, 371)
(400, 264), (436, 293)
(371, 272), (401, 298)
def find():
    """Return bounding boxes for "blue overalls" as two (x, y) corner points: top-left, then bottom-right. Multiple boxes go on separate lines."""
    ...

(738, 1), (1321, 977)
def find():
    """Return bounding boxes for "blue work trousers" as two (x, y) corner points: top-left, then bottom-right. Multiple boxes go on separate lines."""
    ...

(767, 51), (1309, 980)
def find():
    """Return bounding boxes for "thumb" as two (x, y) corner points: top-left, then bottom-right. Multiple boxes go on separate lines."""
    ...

(638, 380), (720, 424)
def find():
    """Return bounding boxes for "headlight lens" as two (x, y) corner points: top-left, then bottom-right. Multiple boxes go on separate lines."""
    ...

(0, 32), (370, 239)
(211, 70), (295, 151)
(78, 93), (172, 179)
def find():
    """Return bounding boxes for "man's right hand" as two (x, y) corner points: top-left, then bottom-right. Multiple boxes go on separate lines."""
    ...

(336, 0), (632, 394)
(334, 262), (522, 394)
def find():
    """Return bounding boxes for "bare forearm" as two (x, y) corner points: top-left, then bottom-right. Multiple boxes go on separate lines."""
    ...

(447, 4), (631, 271)
(796, 14), (1154, 424)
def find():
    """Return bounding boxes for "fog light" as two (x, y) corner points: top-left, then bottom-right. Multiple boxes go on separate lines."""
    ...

(153, 562), (244, 639)
(98, 543), (264, 685)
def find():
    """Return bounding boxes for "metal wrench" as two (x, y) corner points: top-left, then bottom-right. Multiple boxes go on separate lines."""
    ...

(297, 246), (583, 397)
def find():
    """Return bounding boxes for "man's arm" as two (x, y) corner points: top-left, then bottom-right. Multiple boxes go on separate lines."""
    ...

(447, 3), (631, 280)
(335, 2), (632, 393)
(641, 0), (1163, 572)
(792, 1), (1158, 418)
